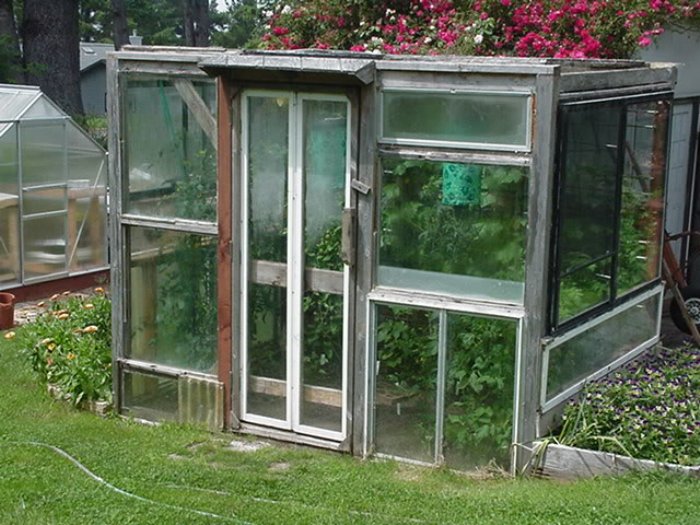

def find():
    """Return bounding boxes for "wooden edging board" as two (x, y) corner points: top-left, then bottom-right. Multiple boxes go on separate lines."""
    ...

(525, 442), (700, 480)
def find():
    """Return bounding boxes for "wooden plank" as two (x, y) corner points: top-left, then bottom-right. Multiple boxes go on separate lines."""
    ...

(173, 79), (217, 150)
(217, 77), (234, 429)
(515, 70), (560, 472)
(531, 443), (700, 480)
(250, 260), (343, 294)
(106, 53), (124, 412)
(352, 79), (377, 456)
(229, 85), (243, 429)
(559, 66), (675, 94)
(249, 375), (343, 408)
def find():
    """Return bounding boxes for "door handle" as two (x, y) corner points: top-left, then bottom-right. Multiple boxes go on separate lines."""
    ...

(341, 207), (356, 267)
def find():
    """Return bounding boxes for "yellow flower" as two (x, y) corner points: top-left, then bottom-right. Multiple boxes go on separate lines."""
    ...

(3, 331), (15, 340)
(83, 303), (94, 310)
(82, 325), (99, 334)
(94, 287), (105, 294)
(67, 352), (76, 360)
(47, 343), (56, 351)
(57, 313), (70, 320)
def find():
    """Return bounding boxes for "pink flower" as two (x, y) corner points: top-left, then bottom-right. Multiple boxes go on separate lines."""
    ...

(638, 35), (653, 46)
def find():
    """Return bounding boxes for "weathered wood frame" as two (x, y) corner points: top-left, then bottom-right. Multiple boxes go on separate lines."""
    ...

(108, 49), (224, 416)
(108, 48), (676, 470)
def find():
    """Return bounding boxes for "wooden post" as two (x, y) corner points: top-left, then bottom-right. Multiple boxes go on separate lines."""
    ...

(217, 77), (233, 429)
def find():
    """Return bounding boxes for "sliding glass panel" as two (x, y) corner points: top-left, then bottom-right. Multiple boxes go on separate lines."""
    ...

(379, 158), (528, 303)
(248, 95), (289, 262)
(23, 213), (67, 279)
(303, 98), (347, 270)
(546, 293), (660, 401)
(383, 91), (530, 149)
(300, 290), (343, 432)
(617, 101), (667, 295)
(556, 104), (621, 321)
(246, 283), (287, 421)
(123, 77), (217, 221)
(0, 126), (19, 285)
(444, 314), (516, 470)
(128, 227), (217, 373)
(375, 304), (438, 462)
(558, 258), (612, 323)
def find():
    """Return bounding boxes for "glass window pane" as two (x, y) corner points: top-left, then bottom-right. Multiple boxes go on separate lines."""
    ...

(301, 291), (343, 432)
(303, 99), (346, 271)
(379, 158), (527, 303)
(124, 77), (217, 222)
(23, 213), (67, 279)
(0, 127), (19, 285)
(383, 91), (530, 148)
(246, 283), (287, 421)
(617, 101), (668, 294)
(128, 227), (217, 373)
(20, 121), (66, 187)
(556, 104), (621, 321)
(122, 370), (178, 422)
(247, 95), (288, 262)
(444, 314), (516, 470)
(375, 304), (438, 463)
(546, 293), (660, 401)
(66, 125), (108, 272)
(22, 186), (66, 215)
(558, 258), (612, 323)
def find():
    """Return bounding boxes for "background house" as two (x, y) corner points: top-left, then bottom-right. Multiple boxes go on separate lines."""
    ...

(639, 27), (700, 281)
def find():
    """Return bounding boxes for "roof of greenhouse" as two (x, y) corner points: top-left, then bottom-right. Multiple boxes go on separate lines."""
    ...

(0, 84), (66, 138)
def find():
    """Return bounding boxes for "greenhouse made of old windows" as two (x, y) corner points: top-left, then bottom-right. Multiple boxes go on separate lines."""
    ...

(0, 84), (108, 291)
(107, 48), (674, 472)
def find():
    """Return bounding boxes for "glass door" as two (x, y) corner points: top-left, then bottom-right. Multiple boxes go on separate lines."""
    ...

(241, 91), (350, 441)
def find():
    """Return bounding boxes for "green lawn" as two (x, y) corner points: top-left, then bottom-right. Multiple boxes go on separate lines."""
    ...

(1, 333), (699, 525)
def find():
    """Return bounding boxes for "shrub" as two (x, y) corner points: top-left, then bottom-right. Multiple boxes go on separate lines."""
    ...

(558, 345), (700, 466)
(14, 290), (112, 407)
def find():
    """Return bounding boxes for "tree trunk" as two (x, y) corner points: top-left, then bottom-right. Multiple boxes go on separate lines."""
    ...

(184, 0), (210, 47)
(0, 0), (23, 82)
(112, 0), (129, 49)
(23, 0), (83, 115)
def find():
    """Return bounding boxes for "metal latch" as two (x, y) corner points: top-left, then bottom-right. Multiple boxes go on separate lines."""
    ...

(351, 179), (371, 195)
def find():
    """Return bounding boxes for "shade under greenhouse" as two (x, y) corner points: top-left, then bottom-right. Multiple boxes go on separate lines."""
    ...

(0, 84), (108, 290)
(107, 48), (674, 472)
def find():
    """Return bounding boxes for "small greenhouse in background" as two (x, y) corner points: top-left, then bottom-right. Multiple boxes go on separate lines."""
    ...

(0, 84), (108, 291)
(107, 48), (674, 473)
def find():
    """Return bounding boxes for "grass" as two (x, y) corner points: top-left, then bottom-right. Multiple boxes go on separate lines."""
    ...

(1, 334), (700, 525)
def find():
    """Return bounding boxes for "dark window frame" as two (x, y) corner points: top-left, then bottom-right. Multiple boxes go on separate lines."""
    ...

(548, 93), (672, 334)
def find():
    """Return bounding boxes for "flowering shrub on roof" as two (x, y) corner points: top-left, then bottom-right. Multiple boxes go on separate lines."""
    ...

(260, 0), (700, 58)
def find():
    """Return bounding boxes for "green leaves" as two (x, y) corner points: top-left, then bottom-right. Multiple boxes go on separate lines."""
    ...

(15, 292), (112, 407)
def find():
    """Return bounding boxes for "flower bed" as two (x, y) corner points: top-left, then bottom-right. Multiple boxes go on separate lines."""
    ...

(4, 289), (112, 409)
(553, 344), (700, 468)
